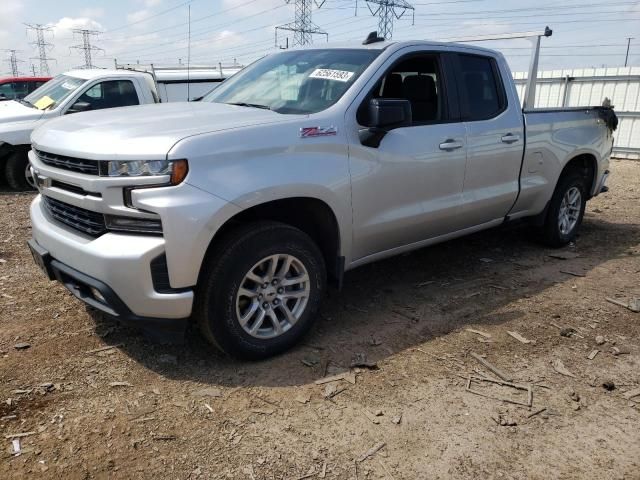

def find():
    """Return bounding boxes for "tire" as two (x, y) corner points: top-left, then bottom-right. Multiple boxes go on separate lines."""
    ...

(5, 150), (34, 191)
(538, 170), (587, 247)
(195, 221), (326, 360)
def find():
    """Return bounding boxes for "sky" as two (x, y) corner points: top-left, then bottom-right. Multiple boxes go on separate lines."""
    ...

(1, 0), (639, 76)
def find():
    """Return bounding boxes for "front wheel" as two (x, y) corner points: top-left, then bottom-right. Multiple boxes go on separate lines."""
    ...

(538, 170), (587, 247)
(5, 150), (34, 191)
(195, 221), (326, 360)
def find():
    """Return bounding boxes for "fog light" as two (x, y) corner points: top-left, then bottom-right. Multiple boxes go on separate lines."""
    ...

(105, 215), (163, 234)
(90, 287), (106, 304)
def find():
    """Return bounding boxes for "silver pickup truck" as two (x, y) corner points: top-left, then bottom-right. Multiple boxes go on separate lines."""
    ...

(27, 35), (616, 359)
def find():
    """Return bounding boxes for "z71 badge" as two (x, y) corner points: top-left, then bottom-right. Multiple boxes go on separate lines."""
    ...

(299, 126), (338, 138)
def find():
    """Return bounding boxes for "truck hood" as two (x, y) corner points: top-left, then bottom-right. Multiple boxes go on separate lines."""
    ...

(0, 100), (45, 124)
(31, 102), (292, 160)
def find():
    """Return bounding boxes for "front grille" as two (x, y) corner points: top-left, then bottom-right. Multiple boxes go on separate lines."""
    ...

(42, 196), (107, 237)
(50, 180), (101, 197)
(35, 149), (100, 175)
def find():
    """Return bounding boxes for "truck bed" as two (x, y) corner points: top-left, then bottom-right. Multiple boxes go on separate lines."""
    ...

(510, 107), (613, 219)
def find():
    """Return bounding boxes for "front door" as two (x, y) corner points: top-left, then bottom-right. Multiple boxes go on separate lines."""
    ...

(348, 51), (468, 261)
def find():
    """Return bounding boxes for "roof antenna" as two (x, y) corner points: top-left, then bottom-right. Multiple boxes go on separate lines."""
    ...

(363, 31), (384, 45)
(187, 4), (191, 102)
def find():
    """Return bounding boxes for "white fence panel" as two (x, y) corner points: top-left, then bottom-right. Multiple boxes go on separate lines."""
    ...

(513, 66), (640, 159)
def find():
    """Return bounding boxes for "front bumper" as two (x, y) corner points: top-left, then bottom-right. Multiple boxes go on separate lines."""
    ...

(27, 238), (188, 338)
(30, 195), (194, 320)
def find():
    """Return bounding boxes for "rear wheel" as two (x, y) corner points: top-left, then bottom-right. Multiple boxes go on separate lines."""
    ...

(538, 170), (587, 247)
(5, 149), (34, 191)
(195, 221), (326, 360)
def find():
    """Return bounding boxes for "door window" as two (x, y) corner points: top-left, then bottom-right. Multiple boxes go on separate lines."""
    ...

(76, 80), (140, 110)
(455, 54), (505, 121)
(0, 82), (30, 99)
(358, 54), (446, 126)
(0, 83), (14, 99)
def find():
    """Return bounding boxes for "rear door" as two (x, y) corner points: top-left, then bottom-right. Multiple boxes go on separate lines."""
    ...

(451, 52), (524, 226)
(347, 49), (468, 260)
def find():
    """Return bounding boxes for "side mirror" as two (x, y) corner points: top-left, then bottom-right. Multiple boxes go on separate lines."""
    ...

(359, 98), (411, 148)
(67, 101), (92, 114)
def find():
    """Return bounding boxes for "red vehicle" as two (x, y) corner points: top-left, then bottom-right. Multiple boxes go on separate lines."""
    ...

(0, 77), (52, 101)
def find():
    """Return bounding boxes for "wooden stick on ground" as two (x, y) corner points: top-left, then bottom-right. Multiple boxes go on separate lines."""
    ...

(470, 352), (513, 382)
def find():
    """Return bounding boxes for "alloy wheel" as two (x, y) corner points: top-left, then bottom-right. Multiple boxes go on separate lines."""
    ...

(558, 186), (582, 235)
(235, 253), (310, 339)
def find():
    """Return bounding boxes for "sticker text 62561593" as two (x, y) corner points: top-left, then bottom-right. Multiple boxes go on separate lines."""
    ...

(308, 69), (355, 82)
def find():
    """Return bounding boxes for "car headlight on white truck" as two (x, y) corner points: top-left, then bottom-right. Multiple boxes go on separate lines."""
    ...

(102, 159), (189, 185)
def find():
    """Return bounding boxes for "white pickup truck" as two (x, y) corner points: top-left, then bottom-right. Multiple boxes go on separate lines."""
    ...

(0, 66), (237, 190)
(28, 34), (617, 359)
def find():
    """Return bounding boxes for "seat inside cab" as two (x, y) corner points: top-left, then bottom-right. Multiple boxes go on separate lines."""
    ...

(376, 56), (442, 124)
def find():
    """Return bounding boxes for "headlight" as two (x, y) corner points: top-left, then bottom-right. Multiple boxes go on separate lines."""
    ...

(101, 159), (188, 185)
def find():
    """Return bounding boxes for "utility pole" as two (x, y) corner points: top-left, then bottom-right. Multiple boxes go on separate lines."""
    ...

(624, 37), (634, 67)
(70, 29), (104, 69)
(275, 0), (328, 48)
(25, 24), (55, 76)
(3, 50), (24, 76)
(30, 64), (37, 76)
(365, 0), (415, 40)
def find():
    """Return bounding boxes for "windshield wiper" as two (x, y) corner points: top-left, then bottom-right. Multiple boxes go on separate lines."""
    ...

(18, 98), (36, 108)
(227, 102), (271, 110)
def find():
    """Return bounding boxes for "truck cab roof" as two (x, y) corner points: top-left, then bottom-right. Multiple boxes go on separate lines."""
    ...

(290, 39), (501, 57)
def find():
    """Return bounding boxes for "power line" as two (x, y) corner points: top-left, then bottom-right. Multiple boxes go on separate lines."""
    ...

(111, 4), (287, 59)
(104, 0), (195, 33)
(276, 1), (328, 48)
(365, 0), (415, 39)
(25, 24), (55, 76)
(3, 50), (24, 76)
(412, 8), (638, 22)
(101, 0), (261, 42)
(414, 0), (639, 16)
(70, 29), (104, 69)
(92, 0), (639, 70)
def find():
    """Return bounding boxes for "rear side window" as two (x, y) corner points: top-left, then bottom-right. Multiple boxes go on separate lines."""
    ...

(456, 54), (505, 121)
(0, 82), (29, 99)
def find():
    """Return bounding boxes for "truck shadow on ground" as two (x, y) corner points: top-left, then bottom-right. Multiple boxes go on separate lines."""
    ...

(91, 215), (640, 388)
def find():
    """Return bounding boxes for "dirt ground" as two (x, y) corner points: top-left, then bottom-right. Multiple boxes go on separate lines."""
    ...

(1, 159), (639, 480)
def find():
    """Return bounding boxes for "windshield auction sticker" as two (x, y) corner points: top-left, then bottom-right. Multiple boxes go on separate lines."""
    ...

(309, 69), (354, 82)
(34, 96), (55, 110)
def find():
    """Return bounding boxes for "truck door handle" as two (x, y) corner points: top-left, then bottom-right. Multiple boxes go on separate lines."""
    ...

(501, 133), (520, 144)
(439, 139), (463, 151)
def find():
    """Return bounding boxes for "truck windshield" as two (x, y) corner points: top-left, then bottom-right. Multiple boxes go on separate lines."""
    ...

(23, 75), (85, 110)
(203, 49), (381, 114)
